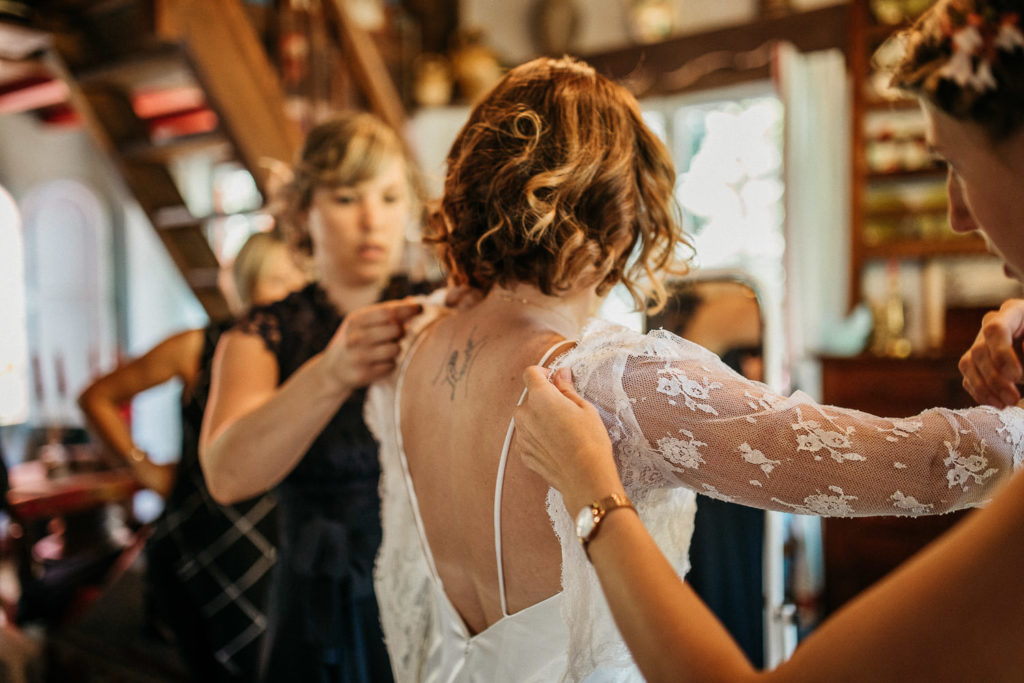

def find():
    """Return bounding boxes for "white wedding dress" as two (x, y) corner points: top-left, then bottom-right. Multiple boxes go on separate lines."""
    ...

(366, 303), (1024, 682)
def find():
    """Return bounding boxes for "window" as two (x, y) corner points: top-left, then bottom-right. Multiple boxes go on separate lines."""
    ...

(21, 179), (115, 425)
(0, 184), (29, 426)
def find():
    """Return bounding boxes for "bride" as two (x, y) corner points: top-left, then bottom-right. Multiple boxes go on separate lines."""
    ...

(365, 56), (1024, 681)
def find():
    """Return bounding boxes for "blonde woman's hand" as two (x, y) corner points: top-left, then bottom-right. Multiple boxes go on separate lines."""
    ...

(323, 299), (423, 392)
(515, 366), (626, 515)
(959, 299), (1024, 409)
(443, 284), (484, 312)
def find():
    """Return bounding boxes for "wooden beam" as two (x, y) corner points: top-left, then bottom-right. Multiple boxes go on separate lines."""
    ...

(155, 0), (303, 193)
(323, 0), (406, 134)
(582, 5), (849, 98)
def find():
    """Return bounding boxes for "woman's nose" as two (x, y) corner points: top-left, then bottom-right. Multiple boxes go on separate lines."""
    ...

(359, 197), (381, 231)
(946, 169), (977, 234)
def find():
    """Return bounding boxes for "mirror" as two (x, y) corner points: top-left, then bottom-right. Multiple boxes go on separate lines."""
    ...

(647, 276), (764, 381)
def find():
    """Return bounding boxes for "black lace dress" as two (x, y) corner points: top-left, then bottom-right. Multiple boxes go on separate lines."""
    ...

(147, 320), (278, 682)
(237, 280), (430, 683)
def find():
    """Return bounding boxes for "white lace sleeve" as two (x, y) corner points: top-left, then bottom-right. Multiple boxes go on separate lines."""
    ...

(561, 322), (1024, 517)
(544, 320), (1024, 682)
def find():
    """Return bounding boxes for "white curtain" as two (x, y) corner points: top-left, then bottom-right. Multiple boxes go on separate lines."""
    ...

(763, 43), (848, 667)
(777, 44), (851, 401)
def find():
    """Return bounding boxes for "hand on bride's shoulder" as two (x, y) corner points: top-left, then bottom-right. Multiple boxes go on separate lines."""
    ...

(960, 298), (1024, 409)
(443, 283), (484, 312)
(515, 366), (625, 514)
(324, 299), (423, 391)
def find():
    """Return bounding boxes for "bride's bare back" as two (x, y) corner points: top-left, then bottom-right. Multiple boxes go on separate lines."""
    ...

(399, 304), (567, 634)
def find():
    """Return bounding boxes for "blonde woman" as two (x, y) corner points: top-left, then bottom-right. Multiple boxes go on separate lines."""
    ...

(200, 113), (429, 683)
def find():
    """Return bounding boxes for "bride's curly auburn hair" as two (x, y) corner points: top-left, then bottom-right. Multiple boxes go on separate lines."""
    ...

(425, 57), (690, 312)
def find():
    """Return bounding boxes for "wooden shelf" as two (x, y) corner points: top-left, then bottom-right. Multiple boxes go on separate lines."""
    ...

(863, 205), (946, 219)
(120, 130), (229, 163)
(73, 42), (191, 91)
(864, 97), (922, 111)
(861, 235), (990, 259)
(866, 166), (947, 182)
(866, 21), (908, 42)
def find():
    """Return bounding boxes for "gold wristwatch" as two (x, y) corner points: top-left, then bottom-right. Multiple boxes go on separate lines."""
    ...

(575, 492), (635, 557)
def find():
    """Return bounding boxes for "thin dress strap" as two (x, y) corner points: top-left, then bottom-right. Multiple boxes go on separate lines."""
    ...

(393, 317), (448, 585)
(494, 339), (575, 617)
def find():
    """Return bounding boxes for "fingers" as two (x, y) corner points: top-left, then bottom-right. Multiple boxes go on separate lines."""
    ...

(549, 367), (574, 393)
(351, 299), (423, 327)
(959, 340), (1017, 408)
(548, 366), (590, 409)
(522, 365), (588, 410)
(960, 353), (1015, 408)
(981, 310), (1024, 383)
(344, 299), (424, 347)
(348, 320), (405, 347)
(326, 300), (423, 389)
(958, 304), (1024, 408)
(444, 285), (483, 312)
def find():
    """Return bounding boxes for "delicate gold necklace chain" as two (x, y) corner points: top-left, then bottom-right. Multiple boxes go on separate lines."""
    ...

(494, 291), (581, 333)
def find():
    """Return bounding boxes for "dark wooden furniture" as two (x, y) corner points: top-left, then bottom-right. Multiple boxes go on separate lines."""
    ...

(847, 0), (990, 309)
(819, 354), (976, 615)
(7, 464), (139, 522)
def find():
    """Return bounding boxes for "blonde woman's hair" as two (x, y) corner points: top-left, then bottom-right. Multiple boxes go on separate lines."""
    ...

(425, 57), (690, 312)
(232, 231), (288, 309)
(272, 112), (424, 256)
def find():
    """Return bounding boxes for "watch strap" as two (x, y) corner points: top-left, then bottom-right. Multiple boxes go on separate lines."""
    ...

(579, 492), (635, 556)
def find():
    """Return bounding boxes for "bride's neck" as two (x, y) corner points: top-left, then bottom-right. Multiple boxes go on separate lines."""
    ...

(483, 283), (599, 338)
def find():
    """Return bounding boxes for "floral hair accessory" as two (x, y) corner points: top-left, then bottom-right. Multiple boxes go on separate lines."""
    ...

(938, 8), (1024, 92)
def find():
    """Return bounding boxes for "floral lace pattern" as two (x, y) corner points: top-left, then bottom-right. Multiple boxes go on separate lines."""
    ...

(369, 312), (1024, 682)
(546, 320), (1024, 681)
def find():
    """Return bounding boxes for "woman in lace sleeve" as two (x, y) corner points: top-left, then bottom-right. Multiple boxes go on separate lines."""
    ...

(513, 2), (1024, 679)
(556, 328), (1023, 517)
(517, 361), (1024, 683)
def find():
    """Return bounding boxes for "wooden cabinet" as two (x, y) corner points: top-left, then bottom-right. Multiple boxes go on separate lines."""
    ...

(820, 353), (973, 417)
(818, 354), (974, 615)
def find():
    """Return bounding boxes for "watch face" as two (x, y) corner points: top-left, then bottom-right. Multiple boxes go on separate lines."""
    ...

(575, 506), (597, 541)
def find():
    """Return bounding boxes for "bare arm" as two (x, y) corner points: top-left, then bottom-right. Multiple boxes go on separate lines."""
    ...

(200, 299), (421, 503)
(960, 298), (1024, 408)
(77, 329), (202, 497)
(516, 366), (1024, 682)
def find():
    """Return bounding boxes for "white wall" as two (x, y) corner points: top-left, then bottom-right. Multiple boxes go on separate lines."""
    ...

(0, 113), (203, 466)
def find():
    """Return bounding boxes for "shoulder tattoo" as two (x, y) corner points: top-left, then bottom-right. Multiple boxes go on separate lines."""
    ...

(433, 326), (488, 401)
